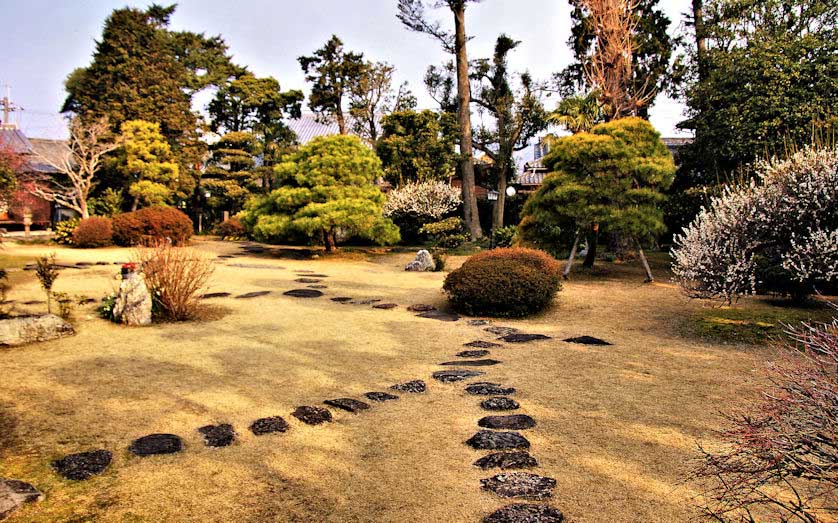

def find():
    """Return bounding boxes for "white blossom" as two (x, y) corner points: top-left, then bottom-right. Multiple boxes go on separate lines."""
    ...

(383, 181), (462, 221)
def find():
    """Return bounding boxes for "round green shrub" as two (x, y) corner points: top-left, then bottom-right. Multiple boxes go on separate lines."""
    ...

(71, 216), (113, 248)
(113, 206), (193, 246)
(443, 247), (562, 317)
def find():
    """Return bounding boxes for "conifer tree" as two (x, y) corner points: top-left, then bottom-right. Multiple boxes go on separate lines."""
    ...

(120, 120), (179, 210)
(203, 132), (259, 218)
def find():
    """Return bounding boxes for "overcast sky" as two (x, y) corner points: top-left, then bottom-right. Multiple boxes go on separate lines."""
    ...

(2, 0), (693, 140)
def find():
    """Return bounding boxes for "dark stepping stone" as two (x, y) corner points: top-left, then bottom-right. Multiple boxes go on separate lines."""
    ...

(292, 406), (332, 425)
(439, 359), (501, 367)
(323, 398), (370, 413)
(564, 335), (612, 346)
(432, 369), (484, 383)
(95, 261), (111, 265)
(500, 333), (551, 343)
(484, 504), (564, 523)
(217, 255), (235, 259)
(306, 274), (329, 278)
(79, 298), (97, 305)
(466, 430), (530, 450)
(22, 300), (45, 305)
(372, 303), (398, 309)
(295, 278), (322, 283)
(457, 349), (490, 358)
(474, 451), (538, 470)
(201, 292), (231, 299)
(235, 291), (271, 299)
(51, 450), (112, 480)
(465, 340), (502, 349)
(485, 326), (520, 336)
(331, 297), (353, 303)
(417, 310), (460, 322)
(128, 434), (183, 456)
(250, 416), (290, 435)
(468, 319), (491, 326)
(283, 289), (323, 298)
(390, 380), (426, 393)
(364, 391), (399, 402)
(482, 397), (520, 411)
(198, 424), (236, 447)
(480, 472), (556, 500)
(307, 284), (328, 289)
(407, 304), (437, 312)
(479, 414), (536, 430)
(75, 262), (94, 267)
(358, 298), (381, 305)
(466, 382), (517, 396)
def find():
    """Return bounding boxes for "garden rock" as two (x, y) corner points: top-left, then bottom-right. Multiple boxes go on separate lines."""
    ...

(480, 472), (556, 500)
(358, 298), (381, 305)
(466, 382), (516, 396)
(466, 430), (530, 450)
(364, 391), (399, 402)
(564, 336), (612, 346)
(200, 292), (231, 299)
(283, 289), (323, 298)
(292, 406), (332, 425)
(323, 398), (370, 413)
(439, 359), (501, 367)
(250, 416), (290, 436)
(468, 319), (491, 326)
(465, 340), (502, 349)
(479, 415), (536, 430)
(295, 278), (321, 283)
(499, 334), (551, 343)
(432, 369), (484, 383)
(481, 397), (520, 411)
(485, 326), (520, 336)
(474, 451), (538, 470)
(390, 380), (426, 393)
(416, 310), (460, 322)
(407, 304), (436, 312)
(235, 291), (271, 299)
(51, 450), (112, 480)
(0, 479), (43, 520)
(457, 349), (490, 358)
(198, 424), (236, 447)
(404, 249), (435, 272)
(372, 303), (398, 309)
(307, 274), (329, 278)
(0, 314), (74, 347)
(331, 297), (353, 303)
(128, 434), (183, 456)
(112, 273), (152, 326)
(484, 504), (564, 523)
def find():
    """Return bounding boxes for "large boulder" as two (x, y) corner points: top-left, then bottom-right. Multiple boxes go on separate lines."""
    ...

(0, 314), (74, 347)
(0, 478), (43, 520)
(113, 272), (152, 326)
(405, 250), (435, 272)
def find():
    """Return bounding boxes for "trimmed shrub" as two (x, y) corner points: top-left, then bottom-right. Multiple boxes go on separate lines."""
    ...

(54, 218), (80, 245)
(443, 248), (562, 317)
(215, 217), (245, 240)
(421, 217), (467, 249)
(492, 225), (517, 248)
(71, 216), (113, 248)
(113, 206), (193, 246)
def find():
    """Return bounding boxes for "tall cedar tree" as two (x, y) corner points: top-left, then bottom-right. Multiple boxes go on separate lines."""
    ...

(518, 117), (675, 281)
(397, 0), (484, 239)
(298, 36), (367, 135)
(376, 109), (458, 186)
(243, 135), (400, 252)
(203, 132), (259, 218)
(120, 120), (180, 210)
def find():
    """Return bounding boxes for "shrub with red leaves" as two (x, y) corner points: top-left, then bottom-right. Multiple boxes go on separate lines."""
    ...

(112, 206), (193, 246)
(71, 216), (113, 248)
(215, 217), (245, 240)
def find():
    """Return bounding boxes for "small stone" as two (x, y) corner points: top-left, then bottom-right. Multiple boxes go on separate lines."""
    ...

(292, 406), (333, 425)
(75, 261), (93, 267)
(201, 292), (231, 299)
(364, 391), (399, 402)
(0, 314), (74, 347)
(128, 434), (183, 456)
(474, 451), (538, 470)
(432, 369), (484, 383)
(358, 298), (381, 305)
(197, 424), (236, 447)
(465, 340), (502, 349)
(390, 380), (426, 393)
(283, 289), (323, 298)
(0, 479), (43, 520)
(372, 303), (398, 309)
(481, 397), (520, 411)
(95, 261), (111, 265)
(564, 335), (612, 345)
(484, 504), (564, 523)
(466, 430), (530, 450)
(480, 472), (556, 500)
(250, 416), (290, 436)
(417, 310), (460, 322)
(217, 255), (235, 259)
(235, 291), (271, 299)
(295, 278), (321, 283)
(466, 382), (516, 396)
(404, 249), (435, 271)
(485, 326), (520, 336)
(479, 415), (536, 430)
(439, 359), (501, 367)
(306, 274), (330, 278)
(407, 304), (436, 312)
(323, 398), (370, 413)
(457, 349), (490, 358)
(331, 297), (353, 303)
(468, 319), (491, 326)
(500, 333), (551, 343)
(51, 450), (112, 480)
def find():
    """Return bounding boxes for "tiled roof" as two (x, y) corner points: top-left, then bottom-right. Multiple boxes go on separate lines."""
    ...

(0, 128), (33, 154)
(0, 128), (69, 174)
(286, 114), (341, 145)
(515, 170), (547, 186)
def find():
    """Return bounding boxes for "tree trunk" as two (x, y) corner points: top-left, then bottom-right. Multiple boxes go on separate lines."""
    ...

(453, 4), (483, 240)
(131, 195), (139, 212)
(323, 229), (336, 252)
(79, 199), (90, 219)
(692, 0), (708, 81)
(582, 224), (599, 268)
(637, 240), (654, 283)
(564, 231), (581, 280)
(492, 164), (508, 231)
(336, 109), (347, 135)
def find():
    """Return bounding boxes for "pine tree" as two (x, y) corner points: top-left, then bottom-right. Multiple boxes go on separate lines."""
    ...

(203, 132), (259, 218)
(376, 109), (458, 185)
(120, 120), (179, 210)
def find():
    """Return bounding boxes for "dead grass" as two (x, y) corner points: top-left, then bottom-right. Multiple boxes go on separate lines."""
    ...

(0, 240), (832, 522)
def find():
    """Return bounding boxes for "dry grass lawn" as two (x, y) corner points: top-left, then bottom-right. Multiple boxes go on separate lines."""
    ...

(0, 239), (832, 522)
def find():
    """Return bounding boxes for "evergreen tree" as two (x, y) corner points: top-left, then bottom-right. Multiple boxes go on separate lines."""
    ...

(120, 120), (179, 210)
(376, 109), (458, 185)
(203, 132), (259, 218)
(243, 135), (400, 251)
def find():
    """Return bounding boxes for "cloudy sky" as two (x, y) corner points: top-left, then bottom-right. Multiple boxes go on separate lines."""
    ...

(2, 0), (693, 140)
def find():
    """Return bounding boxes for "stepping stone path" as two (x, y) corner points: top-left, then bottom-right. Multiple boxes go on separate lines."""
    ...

(250, 416), (290, 435)
(466, 430), (530, 450)
(474, 451), (538, 470)
(439, 359), (501, 367)
(499, 333), (551, 343)
(564, 335), (612, 345)
(295, 278), (322, 284)
(235, 291), (271, 299)
(464, 340), (502, 349)
(484, 504), (564, 523)
(372, 303), (398, 309)
(485, 326), (520, 336)
(457, 349), (490, 358)
(198, 424), (236, 447)
(51, 450), (112, 480)
(323, 398), (370, 413)
(128, 434), (183, 456)
(283, 289), (323, 298)
(481, 397), (520, 411)
(364, 391), (399, 402)
(331, 297), (353, 303)
(0, 479), (43, 520)
(478, 415), (536, 430)
(407, 304), (436, 312)
(480, 472), (556, 500)
(466, 382), (516, 396)
(432, 369), (484, 383)
(201, 292), (231, 299)
(292, 406), (332, 425)
(417, 310), (460, 322)
(390, 380), (426, 393)
(468, 319), (491, 326)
